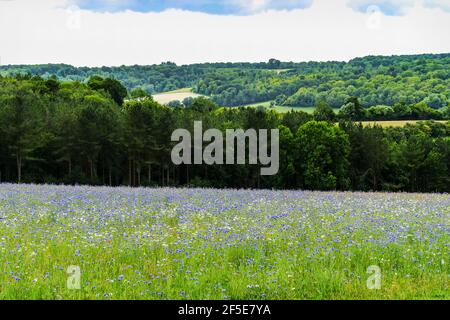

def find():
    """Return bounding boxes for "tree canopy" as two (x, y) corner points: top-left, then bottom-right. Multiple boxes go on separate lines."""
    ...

(0, 74), (449, 193)
(1, 54), (449, 112)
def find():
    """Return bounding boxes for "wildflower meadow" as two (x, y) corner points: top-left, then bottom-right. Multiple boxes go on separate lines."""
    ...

(0, 184), (448, 300)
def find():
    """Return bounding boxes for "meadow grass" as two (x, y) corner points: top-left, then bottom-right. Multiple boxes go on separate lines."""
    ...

(238, 101), (317, 114)
(0, 185), (448, 300)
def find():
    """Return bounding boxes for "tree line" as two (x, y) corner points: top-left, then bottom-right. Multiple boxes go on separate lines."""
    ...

(0, 60), (295, 95)
(195, 54), (450, 110)
(0, 75), (449, 192)
(1, 54), (449, 115)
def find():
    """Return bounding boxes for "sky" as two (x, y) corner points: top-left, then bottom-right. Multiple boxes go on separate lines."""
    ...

(0, 0), (449, 66)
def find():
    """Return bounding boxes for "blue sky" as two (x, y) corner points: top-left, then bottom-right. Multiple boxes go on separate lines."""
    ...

(73, 0), (313, 15)
(73, 0), (450, 15)
(346, 1), (415, 16)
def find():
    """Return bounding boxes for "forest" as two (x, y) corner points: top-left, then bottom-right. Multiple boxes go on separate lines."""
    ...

(1, 54), (449, 116)
(0, 74), (449, 192)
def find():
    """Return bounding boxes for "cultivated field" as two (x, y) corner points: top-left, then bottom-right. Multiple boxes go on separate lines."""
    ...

(152, 88), (203, 105)
(0, 184), (448, 300)
(361, 120), (449, 128)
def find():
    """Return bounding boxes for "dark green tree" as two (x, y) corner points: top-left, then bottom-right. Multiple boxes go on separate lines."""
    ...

(296, 121), (350, 190)
(313, 100), (336, 122)
(338, 97), (367, 121)
(88, 76), (128, 106)
(0, 84), (45, 182)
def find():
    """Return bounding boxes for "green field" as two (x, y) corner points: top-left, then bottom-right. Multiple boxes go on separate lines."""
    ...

(0, 184), (448, 300)
(237, 103), (449, 127)
(239, 101), (318, 114)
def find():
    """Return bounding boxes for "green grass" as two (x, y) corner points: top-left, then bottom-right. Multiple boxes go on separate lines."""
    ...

(238, 101), (318, 114)
(0, 185), (448, 300)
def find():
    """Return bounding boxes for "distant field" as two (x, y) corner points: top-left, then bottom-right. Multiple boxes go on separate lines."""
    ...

(361, 120), (449, 128)
(152, 88), (202, 105)
(153, 95), (447, 128)
(271, 69), (292, 74)
(239, 104), (448, 127)
(240, 101), (317, 114)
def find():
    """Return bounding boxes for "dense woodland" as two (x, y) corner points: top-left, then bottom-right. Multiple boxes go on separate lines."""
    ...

(0, 74), (449, 192)
(1, 54), (449, 115)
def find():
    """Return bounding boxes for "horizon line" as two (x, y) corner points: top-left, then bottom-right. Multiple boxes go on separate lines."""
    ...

(1, 52), (450, 69)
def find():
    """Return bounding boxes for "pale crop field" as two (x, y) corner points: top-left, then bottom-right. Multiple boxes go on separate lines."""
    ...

(152, 88), (203, 105)
(361, 120), (449, 128)
(0, 184), (448, 300)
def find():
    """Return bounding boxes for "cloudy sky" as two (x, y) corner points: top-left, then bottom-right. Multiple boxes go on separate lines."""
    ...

(0, 0), (449, 66)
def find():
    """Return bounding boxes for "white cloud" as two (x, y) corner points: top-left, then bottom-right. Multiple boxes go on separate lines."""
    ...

(0, 0), (449, 67)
